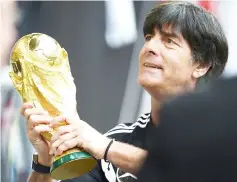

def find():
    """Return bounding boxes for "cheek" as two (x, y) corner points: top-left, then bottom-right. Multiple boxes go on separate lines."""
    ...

(162, 52), (179, 74)
(138, 48), (145, 72)
(163, 53), (194, 84)
(139, 47), (145, 62)
(164, 49), (191, 71)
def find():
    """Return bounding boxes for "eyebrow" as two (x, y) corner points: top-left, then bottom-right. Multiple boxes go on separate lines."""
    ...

(160, 29), (182, 41)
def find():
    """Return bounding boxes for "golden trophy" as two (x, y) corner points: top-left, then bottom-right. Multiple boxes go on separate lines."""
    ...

(9, 33), (96, 180)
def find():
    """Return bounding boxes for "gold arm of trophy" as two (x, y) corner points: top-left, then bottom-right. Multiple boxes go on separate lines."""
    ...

(9, 33), (96, 180)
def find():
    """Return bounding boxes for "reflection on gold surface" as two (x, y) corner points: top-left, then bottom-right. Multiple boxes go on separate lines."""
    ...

(9, 33), (96, 180)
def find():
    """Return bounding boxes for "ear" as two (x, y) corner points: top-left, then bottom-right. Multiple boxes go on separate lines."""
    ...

(192, 63), (211, 79)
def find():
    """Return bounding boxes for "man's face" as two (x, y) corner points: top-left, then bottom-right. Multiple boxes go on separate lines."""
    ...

(138, 26), (197, 99)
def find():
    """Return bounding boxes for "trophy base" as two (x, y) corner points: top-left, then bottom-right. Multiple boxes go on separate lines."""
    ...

(50, 150), (97, 180)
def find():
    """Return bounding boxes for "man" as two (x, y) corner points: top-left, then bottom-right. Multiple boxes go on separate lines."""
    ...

(138, 76), (237, 182)
(20, 2), (228, 182)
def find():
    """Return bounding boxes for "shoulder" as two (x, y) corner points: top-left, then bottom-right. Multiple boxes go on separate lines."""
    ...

(155, 77), (237, 145)
(104, 113), (151, 140)
(162, 77), (237, 119)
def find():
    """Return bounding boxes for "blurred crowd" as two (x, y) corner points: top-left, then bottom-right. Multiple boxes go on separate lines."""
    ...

(1, 1), (33, 181)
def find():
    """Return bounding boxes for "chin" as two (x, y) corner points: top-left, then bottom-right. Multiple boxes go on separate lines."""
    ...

(138, 75), (158, 89)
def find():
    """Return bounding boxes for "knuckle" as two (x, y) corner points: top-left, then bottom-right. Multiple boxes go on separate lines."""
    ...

(43, 116), (51, 124)
(19, 107), (24, 115)
(58, 146), (64, 153)
(20, 103), (31, 114)
(33, 125), (46, 134)
(24, 109), (31, 118)
(29, 115), (35, 123)
(55, 115), (64, 123)
(52, 142), (58, 148)
(64, 141), (70, 148)
(71, 131), (77, 138)
(76, 137), (83, 148)
(59, 135), (65, 141)
(33, 126), (39, 133)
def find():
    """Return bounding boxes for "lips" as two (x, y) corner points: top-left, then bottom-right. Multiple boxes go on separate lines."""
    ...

(143, 62), (162, 69)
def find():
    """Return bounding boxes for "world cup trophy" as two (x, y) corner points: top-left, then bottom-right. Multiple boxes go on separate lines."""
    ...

(9, 33), (96, 180)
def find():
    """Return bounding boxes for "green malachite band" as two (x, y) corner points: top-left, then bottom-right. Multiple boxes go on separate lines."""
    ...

(50, 152), (92, 172)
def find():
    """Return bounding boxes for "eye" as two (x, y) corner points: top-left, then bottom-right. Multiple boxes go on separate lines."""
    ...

(166, 38), (175, 44)
(163, 37), (180, 47)
(167, 38), (173, 43)
(145, 34), (152, 42)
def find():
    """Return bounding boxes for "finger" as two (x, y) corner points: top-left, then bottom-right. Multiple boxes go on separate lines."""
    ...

(49, 115), (67, 128)
(20, 102), (34, 115)
(33, 124), (52, 135)
(24, 108), (49, 121)
(51, 125), (74, 142)
(55, 137), (79, 156)
(50, 132), (77, 155)
(52, 132), (77, 148)
(28, 115), (53, 128)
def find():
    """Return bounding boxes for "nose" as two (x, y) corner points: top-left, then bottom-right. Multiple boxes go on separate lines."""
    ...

(144, 38), (161, 57)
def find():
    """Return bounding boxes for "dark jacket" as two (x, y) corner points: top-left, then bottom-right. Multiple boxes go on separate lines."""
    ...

(138, 77), (237, 182)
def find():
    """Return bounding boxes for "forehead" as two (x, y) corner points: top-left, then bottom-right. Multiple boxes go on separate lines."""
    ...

(157, 24), (181, 35)
(152, 25), (186, 43)
(143, 3), (194, 43)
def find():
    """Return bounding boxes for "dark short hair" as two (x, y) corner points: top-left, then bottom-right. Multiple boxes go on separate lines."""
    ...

(143, 1), (228, 81)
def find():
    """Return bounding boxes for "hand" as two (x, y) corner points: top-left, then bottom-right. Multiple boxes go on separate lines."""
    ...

(49, 115), (110, 160)
(20, 103), (53, 166)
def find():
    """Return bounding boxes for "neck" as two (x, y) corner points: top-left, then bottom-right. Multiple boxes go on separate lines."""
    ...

(151, 97), (162, 126)
(150, 80), (197, 126)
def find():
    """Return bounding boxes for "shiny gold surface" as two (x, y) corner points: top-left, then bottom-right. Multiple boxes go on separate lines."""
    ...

(9, 33), (78, 121)
(51, 156), (96, 180)
(51, 149), (97, 180)
(9, 33), (96, 179)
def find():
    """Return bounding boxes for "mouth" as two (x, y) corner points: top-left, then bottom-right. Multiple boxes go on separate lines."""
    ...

(143, 62), (162, 69)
